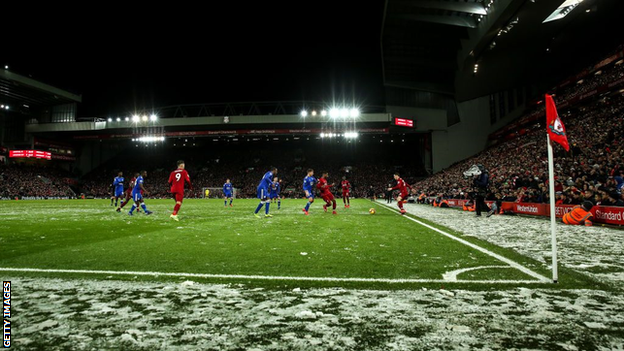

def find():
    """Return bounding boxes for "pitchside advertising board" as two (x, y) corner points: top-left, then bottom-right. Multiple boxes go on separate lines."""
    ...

(441, 199), (624, 226)
(9, 150), (52, 160)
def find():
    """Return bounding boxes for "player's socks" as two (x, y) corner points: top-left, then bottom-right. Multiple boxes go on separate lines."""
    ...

(323, 204), (327, 212)
(332, 200), (337, 210)
(141, 204), (148, 213)
(173, 203), (181, 215)
(254, 202), (263, 214)
(305, 201), (311, 212)
(277, 199), (280, 209)
(129, 204), (136, 214)
(229, 199), (233, 206)
(224, 200), (227, 207)
(265, 202), (270, 214)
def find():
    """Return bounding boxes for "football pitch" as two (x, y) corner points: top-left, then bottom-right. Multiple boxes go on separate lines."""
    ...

(0, 199), (597, 290)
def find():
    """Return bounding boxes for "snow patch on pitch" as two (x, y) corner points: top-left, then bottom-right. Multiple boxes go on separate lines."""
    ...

(390, 201), (624, 287)
(6, 276), (624, 351)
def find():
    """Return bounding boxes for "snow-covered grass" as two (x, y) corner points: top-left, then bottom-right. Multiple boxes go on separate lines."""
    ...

(4, 199), (624, 350)
(389, 201), (624, 289)
(8, 276), (624, 350)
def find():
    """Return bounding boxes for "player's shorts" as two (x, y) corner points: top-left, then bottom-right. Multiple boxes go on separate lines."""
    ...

(399, 190), (409, 199)
(124, 191), (132, 198)
(257, 187), (269, 200)
(224, 192), (232, 198)
(321, 193), (335, 202)
(269, 192), (279, 199)
(132, 191), (143, 202)
(172, 192), (184, 202)
(115, 189), (124, 197)
(342, 191), (350, 197)
(303, 189), (315, 199)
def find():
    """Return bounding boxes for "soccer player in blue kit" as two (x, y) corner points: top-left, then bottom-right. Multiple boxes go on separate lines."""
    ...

(129, 170), (153, 216)
(254, 167), (277, 218)
(302, 168), (316, 215)
(111, 171), (124, 207)
(223, 179), (234, 207)
(269, 177), (281, 210)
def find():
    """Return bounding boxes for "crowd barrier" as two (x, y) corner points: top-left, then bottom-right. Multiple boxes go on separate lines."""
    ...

(440, 199), (624, 226)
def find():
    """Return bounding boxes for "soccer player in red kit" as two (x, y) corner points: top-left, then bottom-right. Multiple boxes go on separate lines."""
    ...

(387, 173), (411, 215)
(317, 172), (337, 215)
(341, 176), (351, 208)
(117, 173), (141, 213)
(168, 160), (192, 221)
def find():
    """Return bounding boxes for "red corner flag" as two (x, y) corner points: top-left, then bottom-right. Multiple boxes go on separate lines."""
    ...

(545, 94), (570, 151)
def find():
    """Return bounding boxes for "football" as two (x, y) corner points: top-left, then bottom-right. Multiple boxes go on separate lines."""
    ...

(369, 208), (376, 215)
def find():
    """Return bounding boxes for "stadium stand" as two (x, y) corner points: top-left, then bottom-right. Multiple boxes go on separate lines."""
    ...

(415, 51), (624, 207)
(80, 142), (426, 199)
(0, 164), (76, 199)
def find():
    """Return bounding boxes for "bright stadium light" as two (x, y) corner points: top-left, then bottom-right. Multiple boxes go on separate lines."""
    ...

(344, 132), (359, 139)
(116, 117), (121, 122)
(4, 66), (7, 70)
(311, 110), (317, 116)
(142, 115), (148, 122)
(136, 136), (166, 143)
(4, 105), (8, 110)
(349, 108), (360, 118)
(329, 108), (340, 118)
(300, 110), (308, 117)
(0, 105), (4, 109)
(132, 115), (140, 122)
(320, 110), (327, 117)
(125, 117), (130, 121)
(107, 118), (112, 122)
(150, 114), (158, 121)
(340, 108), (349, 118)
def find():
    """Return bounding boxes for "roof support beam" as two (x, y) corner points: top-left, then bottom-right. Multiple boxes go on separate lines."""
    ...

(397, 0), (487, 15)
(391, 14), (477, 28)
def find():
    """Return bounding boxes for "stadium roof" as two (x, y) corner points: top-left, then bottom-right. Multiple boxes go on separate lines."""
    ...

(0, 69), (82, 107)
(382, 0), (624, 100)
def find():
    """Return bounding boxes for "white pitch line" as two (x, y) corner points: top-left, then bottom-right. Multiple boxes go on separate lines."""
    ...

(376, 201), (551, 283)
(0, 267), (547, 285)
(442, 265), (511, 282)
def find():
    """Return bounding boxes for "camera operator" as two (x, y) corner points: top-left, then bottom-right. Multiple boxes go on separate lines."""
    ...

(472, 164), (489, 217)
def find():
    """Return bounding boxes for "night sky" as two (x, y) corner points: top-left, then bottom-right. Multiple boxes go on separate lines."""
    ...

(3, 2), (386, 117)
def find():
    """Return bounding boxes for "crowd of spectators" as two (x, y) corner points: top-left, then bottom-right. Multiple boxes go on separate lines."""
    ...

(414, 89), (624, 207)
(0, 164), (76, 199)
(556, 61), (624, 103)
(81, 142), (426, 200)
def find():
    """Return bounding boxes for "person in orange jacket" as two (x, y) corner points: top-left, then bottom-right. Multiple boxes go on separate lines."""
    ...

(562, 201), (594, 226)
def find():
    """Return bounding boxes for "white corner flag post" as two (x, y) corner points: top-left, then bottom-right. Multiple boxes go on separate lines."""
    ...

(547, 133), (558, 283)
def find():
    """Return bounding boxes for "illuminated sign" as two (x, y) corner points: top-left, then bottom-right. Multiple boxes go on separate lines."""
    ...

(9, 150), (52, 160)
(394, 118), (414, 128)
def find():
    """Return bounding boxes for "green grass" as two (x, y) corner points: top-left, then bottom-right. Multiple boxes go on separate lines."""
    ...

(0, 199), (599, 290)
